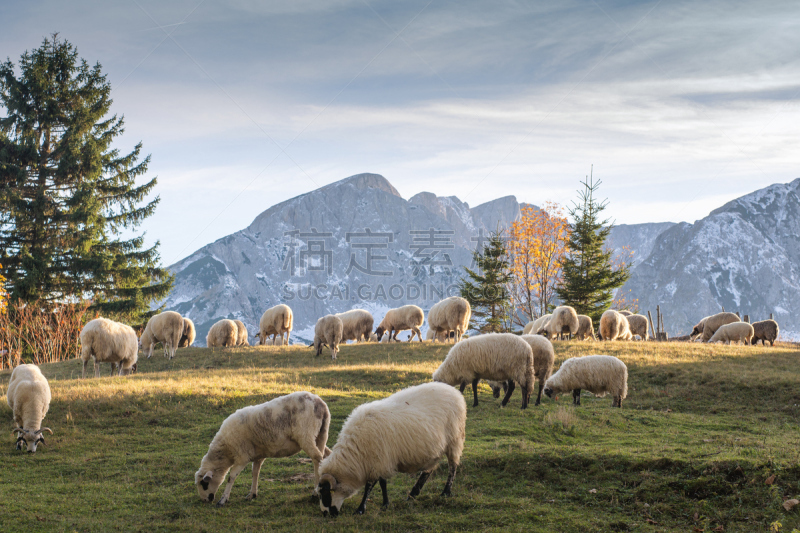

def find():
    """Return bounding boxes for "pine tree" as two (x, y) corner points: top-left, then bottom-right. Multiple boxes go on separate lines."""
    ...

(459, 230), (511, 333)
(0, 35), (172, 321)
(556, 170), (630, 325)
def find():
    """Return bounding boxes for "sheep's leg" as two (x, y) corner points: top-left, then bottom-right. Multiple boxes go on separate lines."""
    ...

(82, 359), (89, 379)
(245, 458), (265, 500)
(412, 326), (422, 342)
(408, 470), (432, 500)
(354, 480), (376, 515)
(459, 381), (467, 393)
(379, 478), (389, 508)
(217, 463), (247, 507)
(500, 380), (516, 408)
(110, 362), (117, 377)
(94, 361), (101, 378)
(535, 380), (544, 406)
(441, 460), (458, 497)
(471, 378), (479, 407)
(572, 388), (581, 406)
(520, 384), (529, 409)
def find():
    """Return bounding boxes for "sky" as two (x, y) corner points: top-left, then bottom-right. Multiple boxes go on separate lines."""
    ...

(2, 0), (800, 265)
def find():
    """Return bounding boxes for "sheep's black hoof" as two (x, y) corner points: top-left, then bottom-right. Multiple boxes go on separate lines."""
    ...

(440, 490), (452, 497)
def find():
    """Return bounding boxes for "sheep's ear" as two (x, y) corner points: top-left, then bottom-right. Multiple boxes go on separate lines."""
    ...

(200, 471), (213, 490)
(319, 474), (337, 491)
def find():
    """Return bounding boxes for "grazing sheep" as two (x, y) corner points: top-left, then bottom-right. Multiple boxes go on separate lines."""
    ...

(525, 314), (552, 336)
(699, 312), (741, 342)
(81, 318), (139, 378)
(335, 309), (374, 343)
(206, 319), (239, 348)
(599, 310), (633, 342)
(541, 306), (579, 340)
(7, 364), (53, 453)
(544, 355), (628, 408)
(258, 304), (294, 346)
(575, 315), (596, 341)
(178, 318), (196, 348)
(751, 319), (779, 346)
(433, 333), (534, 409)
(427, 297), (471, 343)
(317, 382), (466, 517)
(690, 316), (710, 339)
(708, 322), (754, 345)
(314, 315), (344, 360)
(626, 314), (649, 341)
(140, 311), (184, 359)
(618, 310), (633, 317)
(486, 334), (555, 406)
(232, 320), (249, 347)
(374, 305), (424, 342)
(195, 392), (331, 506)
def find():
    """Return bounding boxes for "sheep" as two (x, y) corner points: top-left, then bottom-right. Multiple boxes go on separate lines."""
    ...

(433, 333), (534, 409)
(335, 309), (374, 343)
(599, 310), (633, 341)
(140, 311), (183, 359)
(751, 319), (779, 346)
(233, 320), (249, 347)
(526, 314), (551, 335)
(427, 297), (471, 343)
(80, 317), (139, 378)
(195, 391), (331, 506)
(689, 316), (710, 339)
(486, 334), (555, 406)
(317, 382), (466, 517)
(699, 312), (740, 342)
(178, 318), (196, 348)
(544, 355), (628, 408)
(574, 314), (596, 341)
(708, 322), (754, 345)
(206, 319), (239, 348)
(314, 315), (343, 360)
(626, 314), (649, 341)
(618, 310), (633, 317)
(540, 306), (579, 340)
(374, 305), (424, 342)
(258, 304), (293, 346)
(7, 364), (53, 453)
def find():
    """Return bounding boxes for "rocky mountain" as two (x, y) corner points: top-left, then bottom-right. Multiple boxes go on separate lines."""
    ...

(620, 178), (800, 337)
(164, 172), (800, 344)
(164, 173), (523, 344)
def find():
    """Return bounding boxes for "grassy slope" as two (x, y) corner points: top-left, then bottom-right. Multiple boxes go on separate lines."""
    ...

(1, 341), (799, 533)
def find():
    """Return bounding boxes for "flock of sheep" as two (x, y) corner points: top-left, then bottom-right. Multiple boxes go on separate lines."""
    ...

(5, 296), (781, 517)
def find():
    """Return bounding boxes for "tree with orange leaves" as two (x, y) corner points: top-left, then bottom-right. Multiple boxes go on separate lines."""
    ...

(506, 202), (571, 325)
(0, 264), (6, 315)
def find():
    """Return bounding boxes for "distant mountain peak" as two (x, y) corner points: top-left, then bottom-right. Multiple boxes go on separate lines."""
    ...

(321, 173), (401, 197)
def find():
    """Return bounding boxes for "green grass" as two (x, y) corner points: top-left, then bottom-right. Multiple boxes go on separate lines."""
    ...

(2, 340), (800, 532)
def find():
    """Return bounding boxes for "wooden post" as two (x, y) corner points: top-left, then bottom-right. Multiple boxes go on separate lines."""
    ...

(770, 313), (774, 320)
(735, 311), (740, 319)
(722, 305), (725, 312)
(743, 315), (750, 323)
(656, 305), (661, 336)
(647, 310), (656, 340)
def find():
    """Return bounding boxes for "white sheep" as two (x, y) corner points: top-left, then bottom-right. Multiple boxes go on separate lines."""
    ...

(80, 317), (138, 378)
(233, 320), (249, 347)
(314, 314), (343, 360)
(618, 310), (633, 317)
(698, 312), (741, 342)
(626, 314), (649, 341)
(317, 382), (466, 517)
(427, 297), (471, 343)
(7, 364), (53, 453)
(487, 334), (555, 406)
(541, 306), (579, 340)
(576, 315), (596, 341)
(525, 314), (551, 335)
(178, 317), (196, 348)
(140, 311), (183, 359)
(335, 309), (374, 343)
(258, 304), (293, 346)
(195, 391), (331, 506)
(708, 322), (754, 345)
(599, 310), (633, 341)
(374, 305), (424, 342)
(544, 355), (628, 408)
(206, 319), (238, 348)
(433, 333), (535, 409)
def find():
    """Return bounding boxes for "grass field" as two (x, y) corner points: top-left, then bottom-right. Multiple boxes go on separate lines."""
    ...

(2, 340), (800, 532)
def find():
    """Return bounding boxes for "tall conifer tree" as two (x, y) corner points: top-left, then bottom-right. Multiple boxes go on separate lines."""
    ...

(459, 230), (511, 333)
(0, 35), (172, 321)
(556, 171), (630, 324)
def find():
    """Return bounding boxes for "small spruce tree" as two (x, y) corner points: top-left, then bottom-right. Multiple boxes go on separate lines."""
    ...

(556, 170), (630, 324)
(0, 35), (172, 321)
(459, 230), (511, 333)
